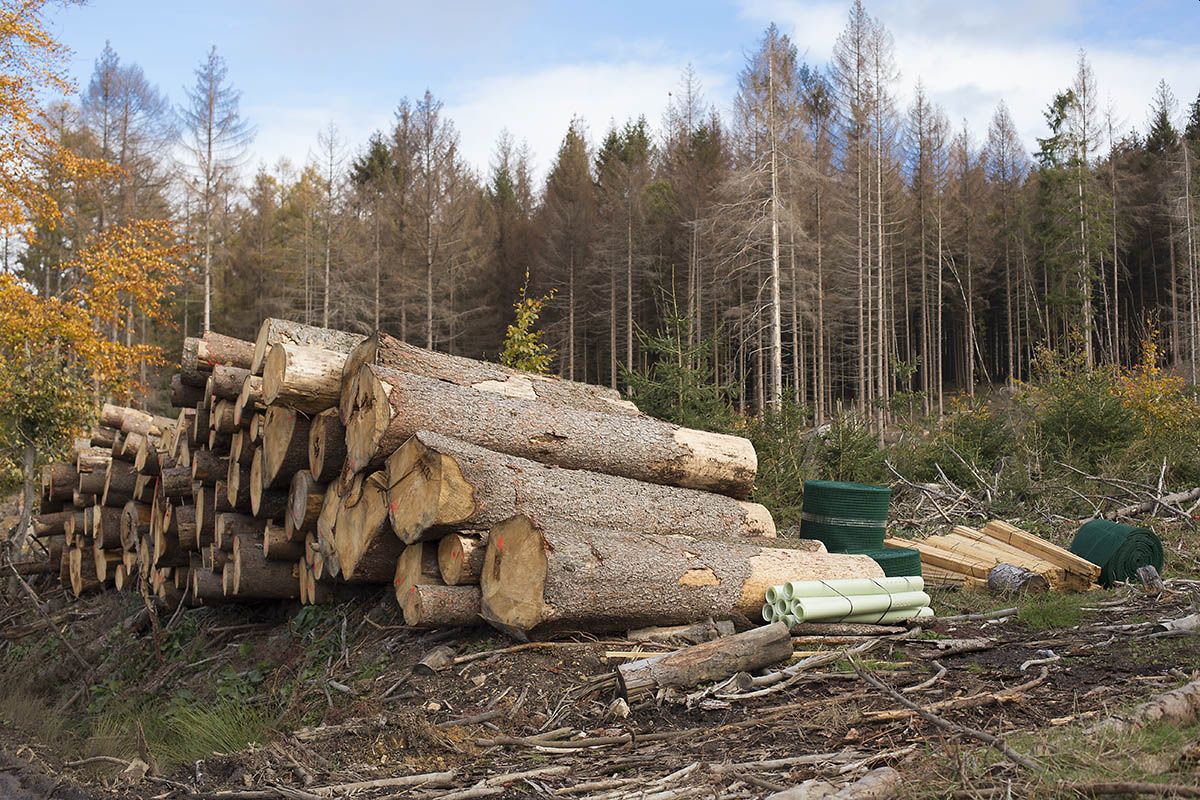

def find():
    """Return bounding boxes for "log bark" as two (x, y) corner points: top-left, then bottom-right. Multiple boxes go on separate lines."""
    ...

(264, 343), (346, 414)
(288, 470), (325, 535)
(437, 532), (487, 586)
(227, 458), (252, 511)
(403, 584), (482, 628)
(249, 448), (289, 519)
(215, 513), (262, 551)
(133, 438), (168, 476)
(393, 541), (441, 604)
(92, 547), (122, 583)
(100, 403), (157, 435)
(211, 365), (251, 400)
(154, 518), (188, 567)
(160, 465), (192, 500)
(193, 567), (226, 604)
(102, 461), (138, 507)
(173, 503), (204, 550)
(308, 408), (347, 483)
(69, 546), (103, 596)
(339, 331), (636, 423)
(251, 318), (366, 375)
(91, 505), (123, 549)
(229, 431), (253, 468)
(35, 510), (75, 538)
(264, 521), (304, 561)
(191, 402), (210, 446)
(62, 511), (85, 546)
(75, 447), (111, 492)
(262, 405), (312, 488)
(90, 426), (118, 449)
(191, 449), (227, 486)
(196, 331), (254, 370)
(234, 374), (265, 428)
(987, 563), (1050, 595)
(209, 399), (238, 435)
(386, 432), (774, 545)
(616, 622), (792, 699)
(333, 471), (403, 582)
(116, 431), (144, 463)
(42, 462), (78, 502)
(232, 533), (300, 599)
(199, 482), (231, 537)
(348, 366), (756, 497)
(480, 515), (884, 636)
(170, 374), (205, 408)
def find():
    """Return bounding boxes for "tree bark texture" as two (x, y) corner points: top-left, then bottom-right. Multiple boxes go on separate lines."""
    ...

(251, 318), (366, 375)
(348, 365), (757, 497)
(386, 432), (773, 545)
(480, 515), (884, 636)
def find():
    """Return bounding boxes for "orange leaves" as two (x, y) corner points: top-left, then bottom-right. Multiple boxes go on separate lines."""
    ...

(74, 219), (183, 331)
(0, 0), (112, 235)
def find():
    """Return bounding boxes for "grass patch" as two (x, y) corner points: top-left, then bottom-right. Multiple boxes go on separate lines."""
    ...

(85, 697), (278, 773)
(927, 588), (1015, 617)
(1015, 592), (1098, 630)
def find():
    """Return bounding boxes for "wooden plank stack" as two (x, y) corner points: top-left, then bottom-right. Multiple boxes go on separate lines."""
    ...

(32, 318), (886, 636)
(887, 520), (1101, 592)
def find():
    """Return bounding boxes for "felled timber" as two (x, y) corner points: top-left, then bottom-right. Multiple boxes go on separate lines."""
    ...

(402, 584), (482, 628)
(307, 408), (346, 483)
(332, 471), (401, 582)
(347, 366), (756, 497)
(437, 532), (487, 586)
(250, 318), (366, 375)
(386, 432), (773, 546)
(480, 515), (884, 636)
(263, 343), (346, 414)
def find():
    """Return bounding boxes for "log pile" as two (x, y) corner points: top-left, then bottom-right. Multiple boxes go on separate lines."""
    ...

(32, 318), (884, 638)
(887, 520), (1101, 592)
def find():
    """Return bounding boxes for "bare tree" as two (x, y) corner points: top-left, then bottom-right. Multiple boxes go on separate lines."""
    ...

(178, 46), (253, 333)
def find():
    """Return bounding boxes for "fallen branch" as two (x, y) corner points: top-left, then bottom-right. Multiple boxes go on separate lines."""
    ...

(1067, 782), (1200, 798)
(852, 658), (1040, 771)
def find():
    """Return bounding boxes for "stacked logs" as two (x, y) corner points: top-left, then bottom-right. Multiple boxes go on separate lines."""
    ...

(32, 319), (884, 635)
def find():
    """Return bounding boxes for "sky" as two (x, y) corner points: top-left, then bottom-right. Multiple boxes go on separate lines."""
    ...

(50, 0), (1200, 183)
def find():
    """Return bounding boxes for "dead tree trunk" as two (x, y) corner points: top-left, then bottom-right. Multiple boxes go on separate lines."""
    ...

(480, 515), (884, 636)
(348, 366), (756, 496)
(386, 432), (773, 545)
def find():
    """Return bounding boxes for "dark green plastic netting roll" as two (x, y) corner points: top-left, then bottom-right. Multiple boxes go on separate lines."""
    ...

(801, 480), (891, 553)
(864, 547), (923, 577)
(1069, 519), (1163, 588)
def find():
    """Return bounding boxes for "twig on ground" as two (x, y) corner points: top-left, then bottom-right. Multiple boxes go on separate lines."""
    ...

(851, 657), (1040, 771)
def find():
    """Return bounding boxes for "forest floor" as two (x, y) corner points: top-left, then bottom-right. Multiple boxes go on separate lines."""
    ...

(1, 518), (1199, 799)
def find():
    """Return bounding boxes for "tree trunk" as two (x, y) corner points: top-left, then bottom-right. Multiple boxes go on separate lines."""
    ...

(233, 374), (264, 427)
(437, 532), (487, 586)
(102, 461), (138, 507)
(170, 374), (206, 408)
(480, 515), (884, 636)
(287, 470), (325, 536)
(250, 318), (366, 375)
(308, 408), (346, 483)
(215, 513), (262, 551)
(226, 458), (253, 511)
(393, 540), (441, 606)
(617, 621), (792, 699)
(263, 342), (347, 414)
(261, 405), (312, 489)
(402, 584), (481, 628)
(210, 365), (251, 401)
(249, 449), (288, 519)
(386, 432), (773, 545)
(198, 331), (255, 370)
(332, 471), (402, 582)
(120, 500), (151, 552)
(232, 533), (299, 599)
(160, 465), (192, 500)
(348, 365), (756, 496)
(339, 331), (635, 424)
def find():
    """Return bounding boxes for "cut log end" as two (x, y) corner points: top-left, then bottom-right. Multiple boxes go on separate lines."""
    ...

(479, 515), (547, 633)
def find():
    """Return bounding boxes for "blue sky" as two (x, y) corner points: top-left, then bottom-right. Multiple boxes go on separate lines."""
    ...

(50, 1), (1200, 181)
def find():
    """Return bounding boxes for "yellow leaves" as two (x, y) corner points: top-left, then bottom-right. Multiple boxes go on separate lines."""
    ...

(74, 219), (183, 332)
(1115, 329), (1200, 439)
(0, 0), (113, 235)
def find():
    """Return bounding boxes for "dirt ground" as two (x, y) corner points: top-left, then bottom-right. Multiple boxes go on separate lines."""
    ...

(1, 546), (1199, 798)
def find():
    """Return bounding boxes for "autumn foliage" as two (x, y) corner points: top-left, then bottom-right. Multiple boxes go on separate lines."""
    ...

(1, 0), (179, 541)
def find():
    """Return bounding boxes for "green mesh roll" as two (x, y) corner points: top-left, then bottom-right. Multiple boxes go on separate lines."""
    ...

(800, 521), (886, 553)
(801, 480), (891, 553)
(1069, 519), (1163, 588)
(864, 547), (923, 577)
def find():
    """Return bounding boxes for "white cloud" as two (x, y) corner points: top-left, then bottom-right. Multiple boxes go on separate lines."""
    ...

(446, 61), (728, 181)
(740, 0), (1200, 151)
